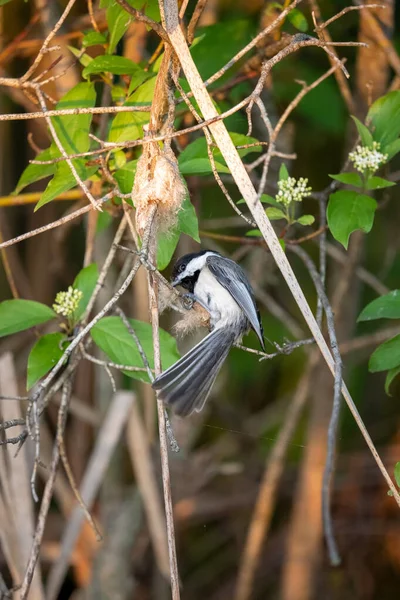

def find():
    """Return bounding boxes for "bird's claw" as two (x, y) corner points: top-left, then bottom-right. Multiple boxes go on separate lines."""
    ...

(182, 294), (194, 310)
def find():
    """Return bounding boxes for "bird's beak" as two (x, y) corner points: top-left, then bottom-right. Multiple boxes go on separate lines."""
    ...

(171, 276), (181, 287)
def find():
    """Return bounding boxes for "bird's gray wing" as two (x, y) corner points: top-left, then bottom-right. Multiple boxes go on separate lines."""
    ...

(206, 254), (265, 349)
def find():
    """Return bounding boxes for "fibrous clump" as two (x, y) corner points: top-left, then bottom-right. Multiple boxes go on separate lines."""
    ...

(132, 141), (187, 237)
(173, 303), (210, 337)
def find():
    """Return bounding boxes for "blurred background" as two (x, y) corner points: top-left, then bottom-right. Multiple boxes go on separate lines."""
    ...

(0, 1), (400, 599)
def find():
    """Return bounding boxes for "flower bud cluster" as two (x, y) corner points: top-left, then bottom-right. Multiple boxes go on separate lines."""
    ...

(349, 141), (388, 174)
(276, 177), (312, 206)
(53, 287), (83, 317)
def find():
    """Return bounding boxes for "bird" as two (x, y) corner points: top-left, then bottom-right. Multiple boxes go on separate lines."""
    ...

(152, 250), (265, 417)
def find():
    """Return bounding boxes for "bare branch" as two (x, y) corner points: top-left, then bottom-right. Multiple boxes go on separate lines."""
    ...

(0, 195), (111, 250)
(0, 104), (151, 122)
(19, 379), (72, 600)
(21, 0), (77, 83)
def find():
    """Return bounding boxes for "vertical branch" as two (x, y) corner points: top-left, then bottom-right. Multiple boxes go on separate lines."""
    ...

(146, 210), (181, 598)
(20, 378), (73, 600)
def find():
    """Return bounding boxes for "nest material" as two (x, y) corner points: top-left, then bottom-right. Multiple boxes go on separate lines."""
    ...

(173, 302), (211, 337)
(132, 142), (186, 237)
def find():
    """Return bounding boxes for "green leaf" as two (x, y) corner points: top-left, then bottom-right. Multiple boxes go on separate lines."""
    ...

(14, 146), (56, 194)
(179, 157), (230, 175)
(0, 300), (56, 337)
(358, 290), (400, 322)
(27, 332), (67, 390)
(111, 84), (127, 104)
(108, 111), (146, 144)
(128, 70), (153, 95)
(156, 196), (199, 270)
(110, 149), (127, 169)
(395, 462), (400, 488)
(366, 176), (396, 190)
(108, 77), (155, 143)
(329, 172), (363, 187)
(327, 190), (377, 249)
(246, 230), (263, 237)
(36, 83), (98, 209)
(279, 163), (289, 181)
(145, 0), (160, 22)
(73, 264), (99, 320)
(351, 116), (374, 147)
(68, 45), (93, 68)
(287, 9), (308, 32)
(82, 31), (108, 47)
(51, 82), (96, 155)
(106, 0), (158, 51)
(107, 2), (129, 52)
(36, 162), (98, 210)
(296, 214), (315, 226)
(83, 55), (141, 77)
(107, 0), (139, 53)
(181, 157), (230, 175)
(260, 194), (280, 206)
(96, 211), (113, 234)
(368, 90), (400, 147)
(114, 159), (138, 195)
(90, 316), (180, 383)
(157, 229), (180, 272)
(385, 366), (400, 396)
(266, 207), (287, 221)
(0, 0), (14, 6)
(369, 334), (400, 372)
(178, 196), (200, 242)
(385, 138), (400, 160)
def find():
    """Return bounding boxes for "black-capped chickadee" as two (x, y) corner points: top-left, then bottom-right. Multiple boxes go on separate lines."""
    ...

(152, 251), (265, 416)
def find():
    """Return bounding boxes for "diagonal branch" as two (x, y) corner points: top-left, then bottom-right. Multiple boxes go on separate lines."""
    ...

(162, 0), (400, 505)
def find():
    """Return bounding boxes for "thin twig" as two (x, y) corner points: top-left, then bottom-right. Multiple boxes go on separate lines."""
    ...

(82, 350), (150, 373)
(0, 104), (151, 121)
(317, 4), (384, 31)
(28, 97), (250, 165)
(20, 0), (77, 83)
(289, 244), (342, 565)
(0, 194), (110, 250)
(187, 0), (208, 44)
(19, 379), (72, 600)
(56, 380), (102, 541)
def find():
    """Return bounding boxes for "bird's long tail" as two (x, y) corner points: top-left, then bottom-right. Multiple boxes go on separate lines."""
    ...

(152, 327), (235, 417)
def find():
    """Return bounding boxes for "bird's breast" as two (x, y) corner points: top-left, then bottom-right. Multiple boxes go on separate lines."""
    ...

(194, 267), (243, 329)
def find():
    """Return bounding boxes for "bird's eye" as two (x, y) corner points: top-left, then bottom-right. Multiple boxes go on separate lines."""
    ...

(179, 264), (185, 273)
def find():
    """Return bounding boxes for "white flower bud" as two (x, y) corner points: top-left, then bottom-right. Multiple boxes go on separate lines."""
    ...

(276, 176), (312, 206)
(53, 287), (83, 317)
(349, 141), (388, 175)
